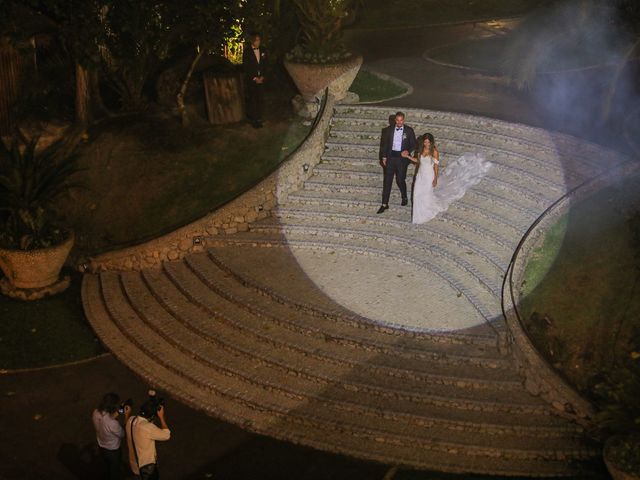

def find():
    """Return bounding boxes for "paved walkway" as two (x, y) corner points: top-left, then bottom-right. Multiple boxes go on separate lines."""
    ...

(346, 20), (545, 126)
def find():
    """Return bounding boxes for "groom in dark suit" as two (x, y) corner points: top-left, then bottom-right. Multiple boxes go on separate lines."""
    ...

(377, 111), (416, 214)
(242, 32), (266, 128)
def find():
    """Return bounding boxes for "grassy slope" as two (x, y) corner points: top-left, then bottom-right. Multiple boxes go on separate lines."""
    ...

(519, 175), (640, 391)
(58, 94), (309, 256)
(349, 70), (407, 102)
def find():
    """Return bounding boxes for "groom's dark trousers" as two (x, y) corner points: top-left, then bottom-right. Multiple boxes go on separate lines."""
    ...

(379, 122), (416, 205)
(382, 153), (409, 205)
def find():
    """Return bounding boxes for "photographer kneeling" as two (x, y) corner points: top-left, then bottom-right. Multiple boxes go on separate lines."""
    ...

(126, 391), (171, 480)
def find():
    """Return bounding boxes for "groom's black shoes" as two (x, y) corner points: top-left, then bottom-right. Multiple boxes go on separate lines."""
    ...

(376, 205), (388, 214)
(401, 198), (408, 206)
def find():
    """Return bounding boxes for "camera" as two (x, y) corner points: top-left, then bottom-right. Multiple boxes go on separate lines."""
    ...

(117, 398), (133, 415)
(140, 390), (165, 419)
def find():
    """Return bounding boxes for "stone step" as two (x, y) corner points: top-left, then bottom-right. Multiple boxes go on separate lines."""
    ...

(131, 269), (522, 403)
(249, 216), (505, 297)
(302, 173), (551, 211)
(84, 273), (598, 476)
(110, 270), (589, 440)
(205, 229), (502, 318)
(182, 249), (503, 346)
(331, 105), (622, 166)
(313, 160), (563, 199)
(323, 139), (568, 178)
(326, 127), (604, 176)
(325, 134), (578, 178)
(286, 189), (520, 251)
(120, 270), (512, 403)
(321, 146), (582, 190)
(143, 264), (512, 384)
(310, 167), (553, 226)
(273, 202), (510, 270)
(323, 138), (587, 185)
(162, 256), (509, 379)
(287, 186), (539, 230)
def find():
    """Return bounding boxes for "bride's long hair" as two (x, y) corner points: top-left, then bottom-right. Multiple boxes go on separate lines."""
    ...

(419, 132), (436, 158)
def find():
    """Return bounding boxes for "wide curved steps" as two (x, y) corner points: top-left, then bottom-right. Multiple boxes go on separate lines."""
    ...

(83, 105), (626, 477)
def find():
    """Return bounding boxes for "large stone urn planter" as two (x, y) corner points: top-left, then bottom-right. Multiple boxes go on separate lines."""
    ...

(0, 232), (74, 300)
(604, 436), (640, 480)
(284, 55), (363, 102)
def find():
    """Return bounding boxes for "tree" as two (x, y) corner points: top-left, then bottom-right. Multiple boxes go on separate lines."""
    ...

(1, 0), (106, 127)
(99, 0), (175, 111)
(172, 0), (237, 125)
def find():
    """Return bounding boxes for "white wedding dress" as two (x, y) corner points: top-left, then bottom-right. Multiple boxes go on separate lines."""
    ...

(412, 152), (492, 224)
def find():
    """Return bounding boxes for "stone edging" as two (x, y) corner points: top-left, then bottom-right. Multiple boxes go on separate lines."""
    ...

(422, 40), (504, 78)
(346, 15), (524, 32)
(353, 68), (413, 104)
(86, 94), (338, 272)
(503, 161), (640, 424)
(0, 352), (111, 375)
(423, 37), (629, 79)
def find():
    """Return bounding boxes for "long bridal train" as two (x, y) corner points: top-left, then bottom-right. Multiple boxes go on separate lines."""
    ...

(412, 152), (492, 224)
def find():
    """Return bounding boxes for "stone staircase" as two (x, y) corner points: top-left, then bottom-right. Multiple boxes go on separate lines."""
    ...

(82, 105), (625, 477)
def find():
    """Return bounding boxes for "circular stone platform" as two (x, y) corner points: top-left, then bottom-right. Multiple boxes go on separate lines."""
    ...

(286, 247), (486, 332)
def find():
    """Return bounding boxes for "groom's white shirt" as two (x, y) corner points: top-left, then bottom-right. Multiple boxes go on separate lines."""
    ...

(392, 126), (404, 151)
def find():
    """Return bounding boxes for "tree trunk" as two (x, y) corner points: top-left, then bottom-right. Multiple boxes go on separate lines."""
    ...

(0, 40), (23, 135)
(177, 49), (204, 126)
(89, 69), (109, 118)
(202, 72), (244, 125)
(75, 63), (91, 126)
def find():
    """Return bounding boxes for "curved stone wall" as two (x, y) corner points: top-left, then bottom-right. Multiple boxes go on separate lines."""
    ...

(86, 93), (337, 272)
(504, 161), (640, 424)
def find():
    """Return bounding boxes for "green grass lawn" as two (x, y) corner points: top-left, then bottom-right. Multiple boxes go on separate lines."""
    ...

(0, 270), (105, 370)
(58, 89), (310, 257)
(354, 0), (546, 29)
(349, 70), (407, 102)
(518, 174), (640, 392)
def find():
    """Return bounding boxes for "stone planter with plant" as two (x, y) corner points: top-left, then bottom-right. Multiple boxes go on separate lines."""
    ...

(0, 134), (82, 300)
(284, 0), (362, 108)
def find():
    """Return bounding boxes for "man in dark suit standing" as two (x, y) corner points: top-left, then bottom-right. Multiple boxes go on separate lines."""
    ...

(242, 32), (266, 128)
(377, 111), (417, 214)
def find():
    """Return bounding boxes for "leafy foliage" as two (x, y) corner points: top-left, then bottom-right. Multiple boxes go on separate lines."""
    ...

(594, 212), (640, 473)
(239, 0), (298, 62)
(606, 435), (640, 475)
(594, 354), (640, 437)
(596, 352), (640, 474)
(0, 135), (83, 250)
(287, 0), (355, 63)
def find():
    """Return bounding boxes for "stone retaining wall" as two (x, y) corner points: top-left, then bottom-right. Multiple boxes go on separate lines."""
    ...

(504, 161), (640, 424)
(87, 93), (337, 272)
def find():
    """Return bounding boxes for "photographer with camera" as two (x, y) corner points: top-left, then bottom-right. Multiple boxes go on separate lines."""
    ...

(92, 392), (132, 480)
(126, 390), (171, 480)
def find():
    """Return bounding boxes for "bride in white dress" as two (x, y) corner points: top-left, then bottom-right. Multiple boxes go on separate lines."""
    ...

(402, 133), (492, 225)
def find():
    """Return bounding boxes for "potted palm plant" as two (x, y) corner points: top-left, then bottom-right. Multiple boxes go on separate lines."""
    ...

(283, 0), (362, 101)
(0, 133), (82, 300)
